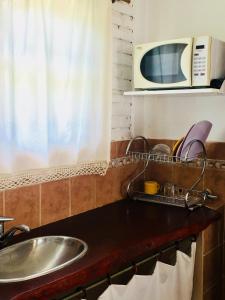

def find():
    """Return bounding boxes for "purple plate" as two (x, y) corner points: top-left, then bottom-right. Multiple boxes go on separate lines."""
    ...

(180, 120), (212, 160)
(176, 124), (195, 158)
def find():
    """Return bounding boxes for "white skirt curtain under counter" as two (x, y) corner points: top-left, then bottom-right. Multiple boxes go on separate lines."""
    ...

(97, 242), (196, 300)
(0, 0), (112, 189)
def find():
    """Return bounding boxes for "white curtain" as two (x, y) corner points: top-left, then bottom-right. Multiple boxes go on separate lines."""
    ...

(98, 243), (196, 300)
(0, 0), (111, 189)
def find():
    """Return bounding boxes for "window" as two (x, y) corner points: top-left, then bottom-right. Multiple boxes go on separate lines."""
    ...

(0, 0), (112, 190)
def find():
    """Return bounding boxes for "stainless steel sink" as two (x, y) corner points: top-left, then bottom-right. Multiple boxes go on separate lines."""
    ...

(0, 236), (88, 283)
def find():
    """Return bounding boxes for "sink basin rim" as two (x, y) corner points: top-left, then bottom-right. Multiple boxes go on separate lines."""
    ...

(0, 235), (88, 283)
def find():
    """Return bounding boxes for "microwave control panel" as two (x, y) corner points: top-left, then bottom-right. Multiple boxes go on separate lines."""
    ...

(192, 36), (210, 86)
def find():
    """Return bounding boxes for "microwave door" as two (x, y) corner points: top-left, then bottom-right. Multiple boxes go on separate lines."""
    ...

(139, 43), (191, 89)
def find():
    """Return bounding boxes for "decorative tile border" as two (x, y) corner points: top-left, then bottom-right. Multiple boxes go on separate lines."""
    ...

(206, 159), (225, 170)
(110, 154), (225, 171)
(110, 156), (140, 168)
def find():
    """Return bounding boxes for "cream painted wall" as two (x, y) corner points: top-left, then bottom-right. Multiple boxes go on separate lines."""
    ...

(147, 0), (225, 42)
(133, 0), (225, 142)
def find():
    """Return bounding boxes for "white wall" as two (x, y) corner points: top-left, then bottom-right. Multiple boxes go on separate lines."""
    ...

(111, 1), (134, 141)
(111, 0), (148, 141)
(133, 0), (225, 142)
(146, 0), (225, 42)
(131, 0), (150, 137)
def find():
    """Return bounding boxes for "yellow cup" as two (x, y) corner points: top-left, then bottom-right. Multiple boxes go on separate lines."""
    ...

(144, 181), (160, 195)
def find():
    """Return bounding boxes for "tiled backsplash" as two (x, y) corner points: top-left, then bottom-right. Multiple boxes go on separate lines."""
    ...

(0, 140), (144, 230)
(1, 138), (225, 231)
(144, 139), (225, 201)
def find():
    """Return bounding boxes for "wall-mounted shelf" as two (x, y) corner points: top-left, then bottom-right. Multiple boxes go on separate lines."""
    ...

(124, 81), (225, 96)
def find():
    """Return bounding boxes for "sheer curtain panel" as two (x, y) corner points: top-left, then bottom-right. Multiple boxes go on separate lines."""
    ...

(0, 0), (112, 189)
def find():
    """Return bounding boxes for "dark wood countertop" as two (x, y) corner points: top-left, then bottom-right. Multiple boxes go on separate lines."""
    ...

(0, 199), (221, 300)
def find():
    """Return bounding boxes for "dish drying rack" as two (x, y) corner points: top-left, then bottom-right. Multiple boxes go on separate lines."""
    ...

(125, 136), (217, 211)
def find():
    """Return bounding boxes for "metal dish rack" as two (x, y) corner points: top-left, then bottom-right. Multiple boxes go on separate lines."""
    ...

(125, 136), (216, 211)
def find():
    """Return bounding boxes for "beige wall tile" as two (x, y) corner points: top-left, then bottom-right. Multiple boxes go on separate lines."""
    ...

(203, 283), (222, 300)
(5, 185), (40, 229)
(145, 162), (174, 187)
(204, 169), (225, 201)
(117, 140), (130, 157)
(71, 175), (96, 216)
(203, 246), (223, 292)
(120, 162), (145, 196)
(0, 161), (147, 228)
(0, 192), (3, 216)
(206, 142), (225, 160)
(110, 142), (118, 159)
(203, 219), (223, 255)
(96, 167), (122, 207)
(173, 164), (204, 191)
(41, 179), (70, 225)
(117, 139), (146, 158)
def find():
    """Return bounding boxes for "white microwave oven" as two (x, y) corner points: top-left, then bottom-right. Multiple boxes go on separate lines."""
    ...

(133, 36), (225, 89)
